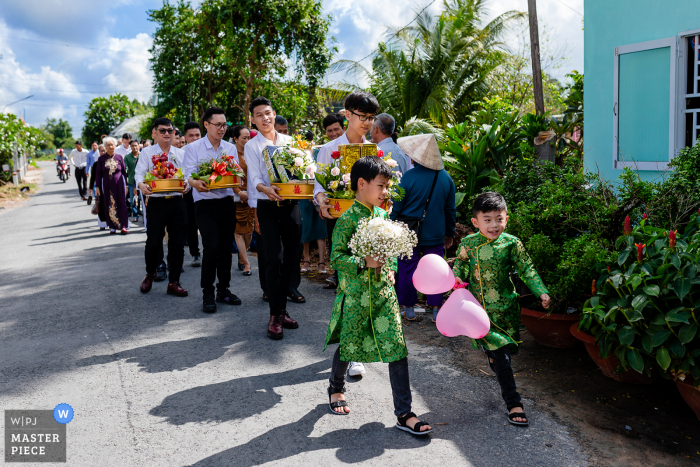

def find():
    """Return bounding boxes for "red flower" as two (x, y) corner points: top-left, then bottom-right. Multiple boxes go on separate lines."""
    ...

(331, 150), (340, 159)
(592, 279), (597, 295)
(624, 215), (632, 235)
(642, 213), (648, 220)
(377, 149), (384, 158)
(669, 230), (677, 249)
(606, 266), (611, 272)
(634, 243), (645, 262)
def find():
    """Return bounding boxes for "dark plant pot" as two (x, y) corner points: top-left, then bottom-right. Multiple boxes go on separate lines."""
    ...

(676, 379), (700, 421)
(569, 323), (652, 384)
(521, 307), (581, 348)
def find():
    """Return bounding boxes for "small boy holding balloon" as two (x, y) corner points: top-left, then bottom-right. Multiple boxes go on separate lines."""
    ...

(453, 192), (550, 427)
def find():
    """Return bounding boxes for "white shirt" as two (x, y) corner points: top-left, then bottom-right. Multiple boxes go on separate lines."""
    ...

(135, 143), (186, 198)
(313, 132), (366, 202)
(183, 135), (237, 202)
(69, 148), (89, 168)
(244, 131), (292, 202)
(115, 143), (131, 157)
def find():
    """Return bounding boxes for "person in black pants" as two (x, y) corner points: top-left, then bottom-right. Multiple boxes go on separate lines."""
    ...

(136, 117), (188, 297)
(183, 107), (242, 313)
(182, 121), (202, 267)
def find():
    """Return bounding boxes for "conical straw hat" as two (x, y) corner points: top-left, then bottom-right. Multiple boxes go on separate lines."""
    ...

(397, 134), (443, 170)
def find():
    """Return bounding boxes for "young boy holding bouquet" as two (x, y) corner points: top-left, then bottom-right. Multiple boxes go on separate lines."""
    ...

(323, 156), (432, 436)
(453, 192), (550, 426)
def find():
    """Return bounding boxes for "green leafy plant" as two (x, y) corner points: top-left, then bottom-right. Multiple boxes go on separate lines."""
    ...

(580, 212), (700, 386)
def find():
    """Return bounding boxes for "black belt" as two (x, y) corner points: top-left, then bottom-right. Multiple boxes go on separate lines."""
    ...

(259, 199), (297, 206)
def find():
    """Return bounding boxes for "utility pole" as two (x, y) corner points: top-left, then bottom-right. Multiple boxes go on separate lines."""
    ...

(527, 0), (545, 115)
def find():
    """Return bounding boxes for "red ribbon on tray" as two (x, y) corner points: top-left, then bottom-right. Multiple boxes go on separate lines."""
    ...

(209, 161), (232, 184)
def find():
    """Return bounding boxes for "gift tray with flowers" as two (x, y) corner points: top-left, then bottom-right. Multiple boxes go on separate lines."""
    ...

(191, 153), (244, 189)
(264, 135), (317, 199)
(144, 153), (186, 193)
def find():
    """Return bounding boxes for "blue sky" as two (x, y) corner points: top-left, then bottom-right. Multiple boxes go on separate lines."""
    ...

(0, 0), (583, 138)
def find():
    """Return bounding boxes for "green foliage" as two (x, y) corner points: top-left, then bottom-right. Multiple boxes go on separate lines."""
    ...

(580, 214), (700, 387)
(148, 0), (334, 128)
(0, 113), (46, 183)
(82, 94), (148, 144)
(41, 118), (74, 150)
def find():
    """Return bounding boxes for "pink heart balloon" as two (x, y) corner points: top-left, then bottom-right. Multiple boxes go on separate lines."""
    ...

(412, 254), (455, 295)
(436, 288), (490, 339)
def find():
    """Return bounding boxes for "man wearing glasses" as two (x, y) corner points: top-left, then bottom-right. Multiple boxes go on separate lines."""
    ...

(184, 107), (242, 313)
(135, 118), (188, 298)
(313, 90), (379, 377)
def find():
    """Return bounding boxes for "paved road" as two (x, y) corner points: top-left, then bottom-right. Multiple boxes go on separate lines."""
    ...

(0, 164), (588, 466)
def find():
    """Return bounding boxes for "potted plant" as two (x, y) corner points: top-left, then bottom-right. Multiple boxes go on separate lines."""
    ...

(578, 212), (700, 393)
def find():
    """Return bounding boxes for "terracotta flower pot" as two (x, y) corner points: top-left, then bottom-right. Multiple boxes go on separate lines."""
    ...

(569, 323), (652, 384)
(676, 379), (700, 421)
(521, 307), (581, 348)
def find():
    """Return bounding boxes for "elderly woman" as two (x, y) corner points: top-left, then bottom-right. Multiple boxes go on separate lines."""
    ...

(95, 137), (129, 234)
(231, 125), (255, 275)
(89, 145), (108, 230)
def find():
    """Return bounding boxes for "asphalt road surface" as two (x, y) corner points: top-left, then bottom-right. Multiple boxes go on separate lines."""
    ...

(0, 164), (588, 466)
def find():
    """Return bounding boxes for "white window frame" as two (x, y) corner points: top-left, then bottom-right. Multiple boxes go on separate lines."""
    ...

(612, 36), (678, 171)
(677, 29), (700, 150)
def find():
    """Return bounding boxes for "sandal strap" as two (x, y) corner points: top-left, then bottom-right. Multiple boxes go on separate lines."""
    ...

(412, 421), (430, 432)
(507, 402), (523, 411)
(328, 385), (347, 394)
(330, 401), (348, 408)
(508, 411), (528, 421)
(397, 411), (417, 426)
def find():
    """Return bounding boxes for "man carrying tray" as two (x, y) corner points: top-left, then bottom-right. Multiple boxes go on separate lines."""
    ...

(184, 107), (242, 313)
(136, 117), (188, 297)
(244, 96), (301, 340)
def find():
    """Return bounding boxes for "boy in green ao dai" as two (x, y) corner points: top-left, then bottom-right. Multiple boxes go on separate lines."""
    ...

(453, 192), (551, 427)
(324, 156), (432, 435)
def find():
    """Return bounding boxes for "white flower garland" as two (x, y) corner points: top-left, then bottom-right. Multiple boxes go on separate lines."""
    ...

(349, 217), (417, 267)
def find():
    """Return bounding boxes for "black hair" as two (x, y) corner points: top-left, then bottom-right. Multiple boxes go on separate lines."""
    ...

(322, 113), (342, 130)
(202, 107), (225, 124)
(350, 156), (393, 191)
(121, 133), (131, 140)
(274, 115), (288, 126)
(303, 130), (313, 142)
(174, 128), (181, 136)
(130, 140), (139, 146)
(231, 125), (249, 141)
(344, 90), (379, 115)
(183, 121), (200, 134)
(472, 192), (508, 216)
(151, 117), (173, 130)
(75, 140), (82, 145)
(249, 96), (272, 115)
(91, 141), (98, 146)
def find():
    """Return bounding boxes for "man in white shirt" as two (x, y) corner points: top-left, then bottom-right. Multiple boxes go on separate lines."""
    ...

(182, 121), (202, 267)
(314, 90), (380, 377)
(115, 133), (131, 157)
(184, 107), (242, 313)
(135, 117), (189, 298)
(70, 140), (89, 200)
(244, 96), (300, 340)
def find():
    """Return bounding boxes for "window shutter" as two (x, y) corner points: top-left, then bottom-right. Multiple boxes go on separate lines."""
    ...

(613, 37), (677, 170)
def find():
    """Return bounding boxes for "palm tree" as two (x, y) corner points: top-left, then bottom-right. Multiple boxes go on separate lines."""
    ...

(329, 0), (522, 130)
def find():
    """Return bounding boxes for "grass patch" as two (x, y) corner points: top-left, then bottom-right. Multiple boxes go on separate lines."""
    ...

(0, 182), (38, 202)
(34, 154), (58, 161)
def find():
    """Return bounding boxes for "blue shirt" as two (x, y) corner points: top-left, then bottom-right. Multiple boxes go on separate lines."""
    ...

(377, 138), (412, 175)
(390, 164), (456, 246)
(86, 150), (97, 173)
(183, 135), (236, 202)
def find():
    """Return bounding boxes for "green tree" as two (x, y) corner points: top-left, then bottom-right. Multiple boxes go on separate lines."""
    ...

(332, 0), (521, 129)
(82, 94), (148, 144)
(0, 113), (45, 182)
(148, 0), (334, 128)
(41, 118), (74, 149)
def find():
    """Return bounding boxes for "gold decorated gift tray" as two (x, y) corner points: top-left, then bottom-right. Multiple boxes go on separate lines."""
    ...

(328, 198), (355, 218)
(209, 175), (240, 189)
(270, 180), (314, 199)
(338, 143), (377, 173)
(149, 179), (186, 193)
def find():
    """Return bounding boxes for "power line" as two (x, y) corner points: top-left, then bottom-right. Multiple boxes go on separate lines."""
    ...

(0, 35), (152, 58)
(555, 0), (583, 16)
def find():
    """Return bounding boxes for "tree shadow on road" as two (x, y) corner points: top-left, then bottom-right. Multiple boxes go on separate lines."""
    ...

(185, 404), (431, 466)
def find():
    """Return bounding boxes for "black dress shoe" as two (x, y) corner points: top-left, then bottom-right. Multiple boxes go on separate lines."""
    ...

(216, 289), (242, 305)
(202, 294), (217, 313)
(243, 270), (252, 276)
(155, 262), (167, 282)
(287, 288), (306, 303)
(267, 315), (283, 340)
(280, 311), (299, 329)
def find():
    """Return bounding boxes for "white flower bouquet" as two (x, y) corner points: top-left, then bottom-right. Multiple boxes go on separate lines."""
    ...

(349, 216), (418, 279)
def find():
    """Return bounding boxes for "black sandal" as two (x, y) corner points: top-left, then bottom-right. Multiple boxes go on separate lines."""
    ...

(507, 403), (529, 427)
(323, 282), (337, 290)
(395, 411), (432, 435)
(327, 385), (349, 415)
(287, 288), (306, 303)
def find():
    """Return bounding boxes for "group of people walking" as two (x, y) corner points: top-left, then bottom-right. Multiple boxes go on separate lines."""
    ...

(60, 88), (552, 434)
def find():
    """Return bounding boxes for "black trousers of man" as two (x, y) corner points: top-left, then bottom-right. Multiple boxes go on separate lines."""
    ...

(184, 190), (200, 257)
(75, 167), (88, 198)
(255, 231), (302, 294)
(257, 200), (302, 316)
(145, 196), (186, 283)
(195, 197), (236, 296)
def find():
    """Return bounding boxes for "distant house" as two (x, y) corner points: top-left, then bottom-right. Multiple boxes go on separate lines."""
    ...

(108, 113), (151, 141)
(584, 2), (700, 179)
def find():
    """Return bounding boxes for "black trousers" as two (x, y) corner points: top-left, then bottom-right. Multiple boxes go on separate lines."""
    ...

(75, 167), (88, 198)
(195, 197), (236, 296)
(325, 217), (339, 283)
(255, 231), (302, 294)
(184, 190), (200, 257)
(257, 200), (302, 316)
(145, 196), (186, 283)
(485, 345), (521, 408)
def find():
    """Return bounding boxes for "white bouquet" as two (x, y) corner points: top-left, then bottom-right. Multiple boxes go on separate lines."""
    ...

(349, 217), (418, 279)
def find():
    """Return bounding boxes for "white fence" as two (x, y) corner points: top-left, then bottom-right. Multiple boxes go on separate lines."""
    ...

(11, 142), (29, 185)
